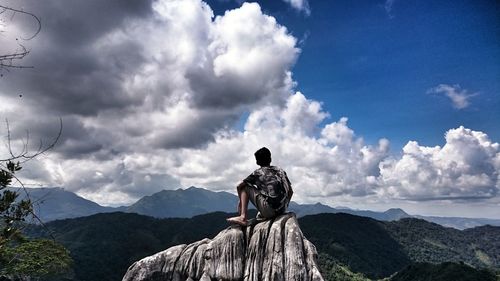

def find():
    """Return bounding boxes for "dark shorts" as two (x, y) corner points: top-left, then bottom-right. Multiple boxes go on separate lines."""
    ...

(245, 184), (279, 219)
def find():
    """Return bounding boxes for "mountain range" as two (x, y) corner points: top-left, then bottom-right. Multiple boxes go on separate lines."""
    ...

(18, 187), (120, 222)
(18, 186), (500, 229)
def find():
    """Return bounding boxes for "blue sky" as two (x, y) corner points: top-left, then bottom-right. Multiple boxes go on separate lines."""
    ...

(1, 0), (499, 218)
(211, 0), (500, 149)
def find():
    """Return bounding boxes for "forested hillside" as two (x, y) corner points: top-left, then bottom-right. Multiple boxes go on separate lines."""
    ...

(25, 212), (500, 281)
(26, 212), (236, 281)
(389, 262), (499, 281)
(299, 213), (411, 279)
(385, 218), (500, 268)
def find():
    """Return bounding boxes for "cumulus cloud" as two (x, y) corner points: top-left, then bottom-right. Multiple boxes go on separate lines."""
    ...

(427, 84), (477, 109)
(149, 92), (391, 201)
(2, 91), (393, 205)
(1, 0), (298, 152)
(0, 0), (299, 203)
(1, 0), (498, 213)
(379, 126), (499, 200)
(5, 89), (499, 207)
(282, 0), (310, 16)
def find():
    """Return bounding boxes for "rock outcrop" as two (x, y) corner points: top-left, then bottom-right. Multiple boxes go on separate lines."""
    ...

(123, 212), (324, 281)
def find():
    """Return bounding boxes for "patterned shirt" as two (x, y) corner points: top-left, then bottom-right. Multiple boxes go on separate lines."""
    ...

(243, 166), (293, 209)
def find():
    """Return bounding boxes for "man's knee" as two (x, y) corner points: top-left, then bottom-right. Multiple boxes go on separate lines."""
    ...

(237, 181), (247, 192)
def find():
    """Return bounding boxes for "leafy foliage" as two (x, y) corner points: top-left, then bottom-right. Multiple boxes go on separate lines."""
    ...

(1, 118), (62, 249)
(384, 218), (500, 269)
(1, 121), (70, 280)
(390, 262), (499, 281)
(0, 161), (32, 249)
(463, 225), (500, 267)
(300, 213), (411, 279)
(24, 211), (500, 281)
(318, 253), (370, 281)
(0, 161), (73, 281)
(0, 239), (73, 280)
(25, 211), (252, 281)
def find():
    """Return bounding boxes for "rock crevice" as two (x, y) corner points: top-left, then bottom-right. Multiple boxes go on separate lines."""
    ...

(123, 212), (324, 281)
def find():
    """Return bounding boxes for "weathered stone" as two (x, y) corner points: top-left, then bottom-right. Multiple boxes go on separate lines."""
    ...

(123, 213), (324, 281)
(204, 226), (245, 279)
(174, 239), (211, 280)
(123, 244), (186, 281)
(284, 215), (307, 280)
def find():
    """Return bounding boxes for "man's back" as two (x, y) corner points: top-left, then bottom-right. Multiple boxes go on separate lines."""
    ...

(244, 166), (292, 210)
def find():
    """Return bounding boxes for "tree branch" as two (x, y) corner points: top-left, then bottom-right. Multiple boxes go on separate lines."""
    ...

(0, 4), (41, 71)
(0, 118), (63, 162)
(0, 4), (41, 40)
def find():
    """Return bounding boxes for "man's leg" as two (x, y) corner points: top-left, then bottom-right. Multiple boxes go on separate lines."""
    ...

(227, 182), (249, 226)
(239, 184), (249, 219)
(254, 195), (277, 219)
(241, 183), (277, 220)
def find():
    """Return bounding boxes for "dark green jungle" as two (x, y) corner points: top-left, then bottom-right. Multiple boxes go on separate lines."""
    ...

(22, 211), (500, 281)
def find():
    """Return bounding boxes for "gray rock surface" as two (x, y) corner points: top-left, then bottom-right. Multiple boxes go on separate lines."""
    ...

(123, 212), (324, 281)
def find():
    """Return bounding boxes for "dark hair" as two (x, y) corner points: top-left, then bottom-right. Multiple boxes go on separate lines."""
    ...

(254, 147), (271, 166)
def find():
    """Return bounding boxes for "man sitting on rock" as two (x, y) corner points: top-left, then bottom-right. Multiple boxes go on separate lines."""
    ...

(227, 147), (293, 226)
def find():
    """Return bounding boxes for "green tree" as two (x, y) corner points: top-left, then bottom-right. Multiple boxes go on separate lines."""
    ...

(0, 160), (32, 249)
(0, 119), (61, 246)
(0, 121), (70, 280)
(1, 239), (72, 280)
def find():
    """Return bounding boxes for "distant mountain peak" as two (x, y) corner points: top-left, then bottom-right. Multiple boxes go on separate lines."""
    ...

(385, 208), (409, 214)
(173, 186), (211, 192)
(17, 187), (119, 222)
(126, 186), (238, 218)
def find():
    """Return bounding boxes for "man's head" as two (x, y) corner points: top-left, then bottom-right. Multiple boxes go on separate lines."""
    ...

(254, 147), (272, 167)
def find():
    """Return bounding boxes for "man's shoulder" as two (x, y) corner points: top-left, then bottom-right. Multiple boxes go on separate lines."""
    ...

(269, 166), (286, 173)
(251, 167), (265, 174)
(264, 166), (288, 178)
(251, 166), (287, 176)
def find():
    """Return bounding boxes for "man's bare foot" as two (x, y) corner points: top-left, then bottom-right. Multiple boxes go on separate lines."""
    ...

(226, 216), (248, 226)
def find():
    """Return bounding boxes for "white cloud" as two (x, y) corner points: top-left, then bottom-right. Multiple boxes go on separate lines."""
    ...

(6, 92), (393, 206)
(5, 91), (499, 210)
(282, 0), (310, 16)
(379, 126), (499, 200)
(427, 84), (477, 109)
(152, 92), (391, 202)
(384, 0), (396, 18)
(1, 0), (499, 217)
(118, 1), (298, 149)
(1, 0), (299, 201)
(2, 0), (299, 149)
